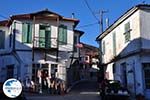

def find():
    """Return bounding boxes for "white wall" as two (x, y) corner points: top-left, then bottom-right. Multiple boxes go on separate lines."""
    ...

(102, 10), (141, 64)
(140, 9), (150, 49)
(0, 26), (11, 53)
(13, 19), (74, 52)
(113, 55), (144, 95)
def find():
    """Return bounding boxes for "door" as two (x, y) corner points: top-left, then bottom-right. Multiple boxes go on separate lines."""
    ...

(121, 63), (127, 87)
(143, 63), (150, 99)
(7, 65), (14, 79)
(39, 25), (51, 48)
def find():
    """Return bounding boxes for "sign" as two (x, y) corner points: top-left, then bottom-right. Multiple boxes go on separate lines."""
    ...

(3, 78), (22, 98)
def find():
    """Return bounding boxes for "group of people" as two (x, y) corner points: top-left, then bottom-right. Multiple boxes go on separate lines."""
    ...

(24, 76), (66, 95)
(44, 77), (66, 95)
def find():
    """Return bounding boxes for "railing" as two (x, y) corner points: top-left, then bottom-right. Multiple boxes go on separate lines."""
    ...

(34, 37), (58, 49)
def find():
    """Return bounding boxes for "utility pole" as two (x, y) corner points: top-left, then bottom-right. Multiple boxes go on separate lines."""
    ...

(99, 10), (108, 33)
(96, 10), (108, 82)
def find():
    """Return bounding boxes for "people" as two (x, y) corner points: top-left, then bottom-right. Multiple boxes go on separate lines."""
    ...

(25, 77), (32, 92)
(50, 77), (55, 95)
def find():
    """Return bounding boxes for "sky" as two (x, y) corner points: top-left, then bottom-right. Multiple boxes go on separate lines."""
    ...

(0, 0), (150, 47)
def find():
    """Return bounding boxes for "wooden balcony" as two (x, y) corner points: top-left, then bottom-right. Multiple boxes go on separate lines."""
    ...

(33, 37), (58, 51)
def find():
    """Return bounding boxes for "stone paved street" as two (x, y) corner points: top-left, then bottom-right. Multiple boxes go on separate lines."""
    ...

(25, 80), (100, 100)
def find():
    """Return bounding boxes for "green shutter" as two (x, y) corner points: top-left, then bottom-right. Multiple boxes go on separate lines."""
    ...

(58, 25), (67, 45)
(102, 41), (105, 54)
(113, 32), (116, 56)
(28, 24), (32, 43)
(39, 29), (45, 48)
(45, 26), (51, 48)
(22, 23), (32, 43)
(124, 22), (130, 43)
(63, 26), (67, 44)
(58, 25), (63, 45)
(39, 25), (51, 48)
(22, 23), (28, 43)
(125, 22), (130, 31)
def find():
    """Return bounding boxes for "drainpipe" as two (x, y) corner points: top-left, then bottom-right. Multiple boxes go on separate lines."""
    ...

(133, 60), (136, 96)
(12, 22), (16, 52)
(12, 21), (20, 79)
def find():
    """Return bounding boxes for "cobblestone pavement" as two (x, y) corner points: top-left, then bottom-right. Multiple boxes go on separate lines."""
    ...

(25, 80), (100, 100)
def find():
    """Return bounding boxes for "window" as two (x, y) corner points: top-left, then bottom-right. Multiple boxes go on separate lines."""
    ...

(74, 35), (78, 52)
(112, 32), (116, 56)
(0, 30), (5, 49)
(51, 64), (58, 77)
(124, 22), (131, 43)
(102, 41), (105, 54)
(22, 23), (32, 43)
(39, 25), (51, 48)
(121, 63), (127, 87)
(58, 25), (67, 45)
(113, 63), (115, 73)
(7, 65), (14, 79)
(143, 63), (150, 89)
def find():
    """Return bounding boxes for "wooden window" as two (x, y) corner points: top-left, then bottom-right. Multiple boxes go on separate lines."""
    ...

(22, 23), (32, 43)
(0, 30), (5, 49)
(124, 22), (131, 43)
(102, 41), (105, 54)
(39, 25), (51, 48)
(58, 25), (67, 45)
(112, 32), (116, 56)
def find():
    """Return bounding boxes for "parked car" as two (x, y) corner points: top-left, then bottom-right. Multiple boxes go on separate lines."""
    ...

(99, 80), (130, 100)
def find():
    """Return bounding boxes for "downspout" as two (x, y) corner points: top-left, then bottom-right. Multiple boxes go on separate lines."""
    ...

(12, 21), (23, 79)
(32, 16), (35, 62)
(56, 17), (59, 62)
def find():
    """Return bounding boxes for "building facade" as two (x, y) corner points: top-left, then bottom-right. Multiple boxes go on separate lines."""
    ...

(96, 4), (150, 99)
(0, 9), (82, 91)
(79, 43), (99, 80)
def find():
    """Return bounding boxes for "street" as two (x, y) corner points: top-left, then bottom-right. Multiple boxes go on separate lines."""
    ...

(25, 80), (100, 100)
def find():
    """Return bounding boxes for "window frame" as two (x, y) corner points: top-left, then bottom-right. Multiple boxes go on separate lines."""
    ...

(22, 23), (32, 43)
(58, 25), (67, 45)
(124, 22), (131, 43)
(0, 30), (5, 49)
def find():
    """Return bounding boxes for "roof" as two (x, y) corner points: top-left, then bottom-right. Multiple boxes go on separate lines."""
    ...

(74, 30), (84, 36)
(0, 9), (79, 27)
(81, 42), (99, 51)
(96, 4), (150, 41)
(0, 20), (10, 26)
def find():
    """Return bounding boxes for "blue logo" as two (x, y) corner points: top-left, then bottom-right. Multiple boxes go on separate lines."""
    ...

(3, 78), (22, 98)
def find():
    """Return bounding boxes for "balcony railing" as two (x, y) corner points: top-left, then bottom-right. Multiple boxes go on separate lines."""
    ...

(33, 37), (58, 49)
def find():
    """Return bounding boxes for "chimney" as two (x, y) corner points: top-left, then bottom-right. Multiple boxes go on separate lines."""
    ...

(106, 18), (109, 28)
(72, 13), (75, 19)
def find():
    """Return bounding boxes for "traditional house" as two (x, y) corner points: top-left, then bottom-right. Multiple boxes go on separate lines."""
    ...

(79, 43), (99, 80)
(0, 9), (82, 91)
(66, 30), (84, 86)
(96, 4), (150, 99)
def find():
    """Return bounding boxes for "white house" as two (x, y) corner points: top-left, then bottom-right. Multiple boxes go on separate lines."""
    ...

(96, 4), (150, 99)
(0, 9), (82, 91)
